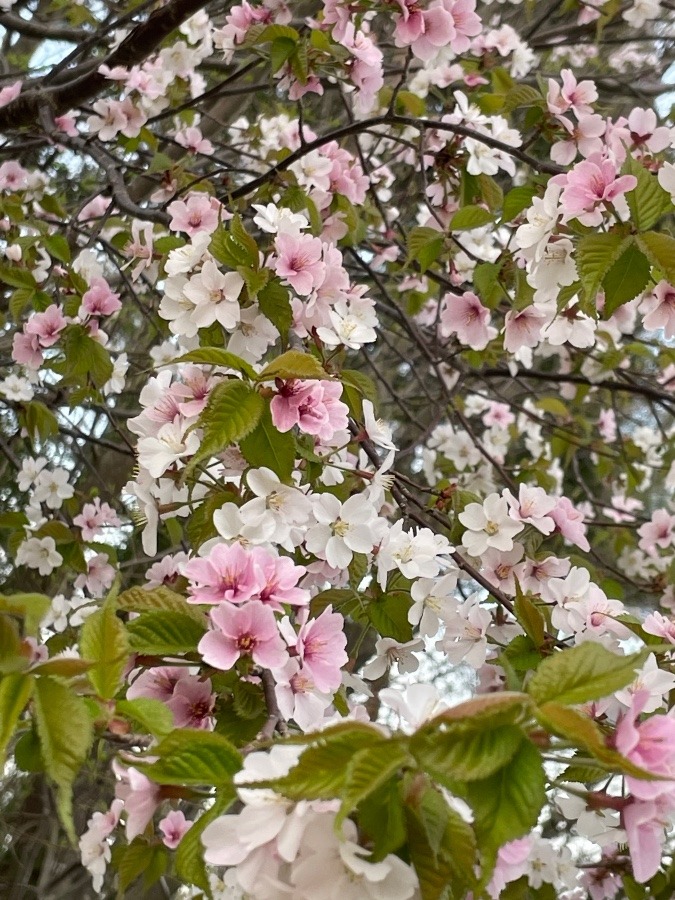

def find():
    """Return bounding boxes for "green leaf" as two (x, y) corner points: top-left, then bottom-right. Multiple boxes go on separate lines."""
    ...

(232, 678), (265, 719)
(0, 615), (22, 672)
(0, 673), (33, 765)
(602, 238), (651, 316)
(56, 324), (113, 388)
(239, 401), (296, 481)
(336, 741), (410, 828)
(80, 605), (129, 699)
(406, 226), (444, 272)
(258, 280), (292, 336)
(9, 286), (35, 319)
(358, 778), (407, 860)
(126, 610), (206, 655)
(259, 723), (385, 800)
(23, 401), (59, 441)
(412, 722), (524, 784)
(209, 216), (258, 268)
(463, 739), (546, 875)
(624, 155), (672, 231)
(513, 589), (546, 649)
(472, 261), (504, 308)
(527, 643), (645, 706)
(0, 262), (37, 289)
(33, 676), (94, 842)
(367, 591), (413, 642)
(0, 592), (51, 636)
(406, 786), (477, 900)
(449, 205), (493, 231)
(637, 231), (675, 283)
(116, 586), (205, 623)
(502, 84), (542, 114)
(116, 698), (174, 738)
(173, 348), (257, 379)
(341, 369), (378, 404)
(175, 787), (236, 896)
(42, 233), (71, 263)
(536, 702), (661, 780)
(143, 729), (241, 786)
(502, 186), (537, 223)
(256, 349), (326, 382)
(187, 379), (264, 473)
(270, 36), (297, 73)
(478, 174), (504, 213)
(576, 233), (626, 302)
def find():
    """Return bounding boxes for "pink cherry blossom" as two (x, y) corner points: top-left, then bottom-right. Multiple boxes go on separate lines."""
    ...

(25, 304), (67, 347)
(80, 278), (122, 318)
(623, 795), (674, 883)
(115, 765), (161, 841)
(251, 548), (309, 610)
(505, 484), (556, 534)
(503, 305), (547, 352)
(286, 606), (348, 693)
(394, 2), (457, 61)
(167, 193), (221, 236)
(558, 153), (637, 226)
(127, 665), (186, 702)
(549, 496), (590, 551)
(273, 232), (325, 296)
(183, 543), (262, 604)
(270, 379), (349, 442)
(439, 291), (496, 350)
(12, 331), (43, 368)
(640, 281), (675, 338)
(273, 658), (331, 731)
(615, 692), (675, 800)
(73, 497), (122, 540)
(0, 81), (21, 109)
(642, 611), (675, 645)
(198, 600), (289, 670)
(547, 69), (598, 116)
(0, 160), (29, 191)
(637, 508), (675, 556)
(627, 107), (672, 154)
(159, 810), (192, 849)
(167, 674), (216, 729)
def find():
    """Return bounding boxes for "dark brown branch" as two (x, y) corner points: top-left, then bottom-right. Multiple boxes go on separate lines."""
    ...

(0, 0), (210, 130)
(0, 13), (85, 42)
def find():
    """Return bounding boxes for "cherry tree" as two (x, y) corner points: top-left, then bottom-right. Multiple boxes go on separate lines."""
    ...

(1, 0), (675, 897)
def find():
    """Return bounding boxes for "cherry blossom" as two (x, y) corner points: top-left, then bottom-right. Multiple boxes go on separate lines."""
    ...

(198, 600), (289, 670)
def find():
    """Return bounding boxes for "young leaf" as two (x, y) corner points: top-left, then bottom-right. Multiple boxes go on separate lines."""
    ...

(239, 401), (296, 481)
(637, 231), (675, 283)
(187, 379), (264, 473)
(602, 239), (651, 317)
(449, 205), (493, 231)
(143, 729), (242, 786)
(335, 740), (410, 828)
(576, 232), (626, 301)
(256, 349), (326, 381)
(411, 723), (525, 783)
(80, 605), (130, 699)
(33, 676), (94, 842)
(116, 585), (205, 623)
(126, 610), (206, 655)
(173, 348), (257, 380)
(116, 698), (174, 738)
(527, 643), (646, 706)
(463, 739), (546, 877)
(0, 673), (33, 765)
(406, 226), (444, 272)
